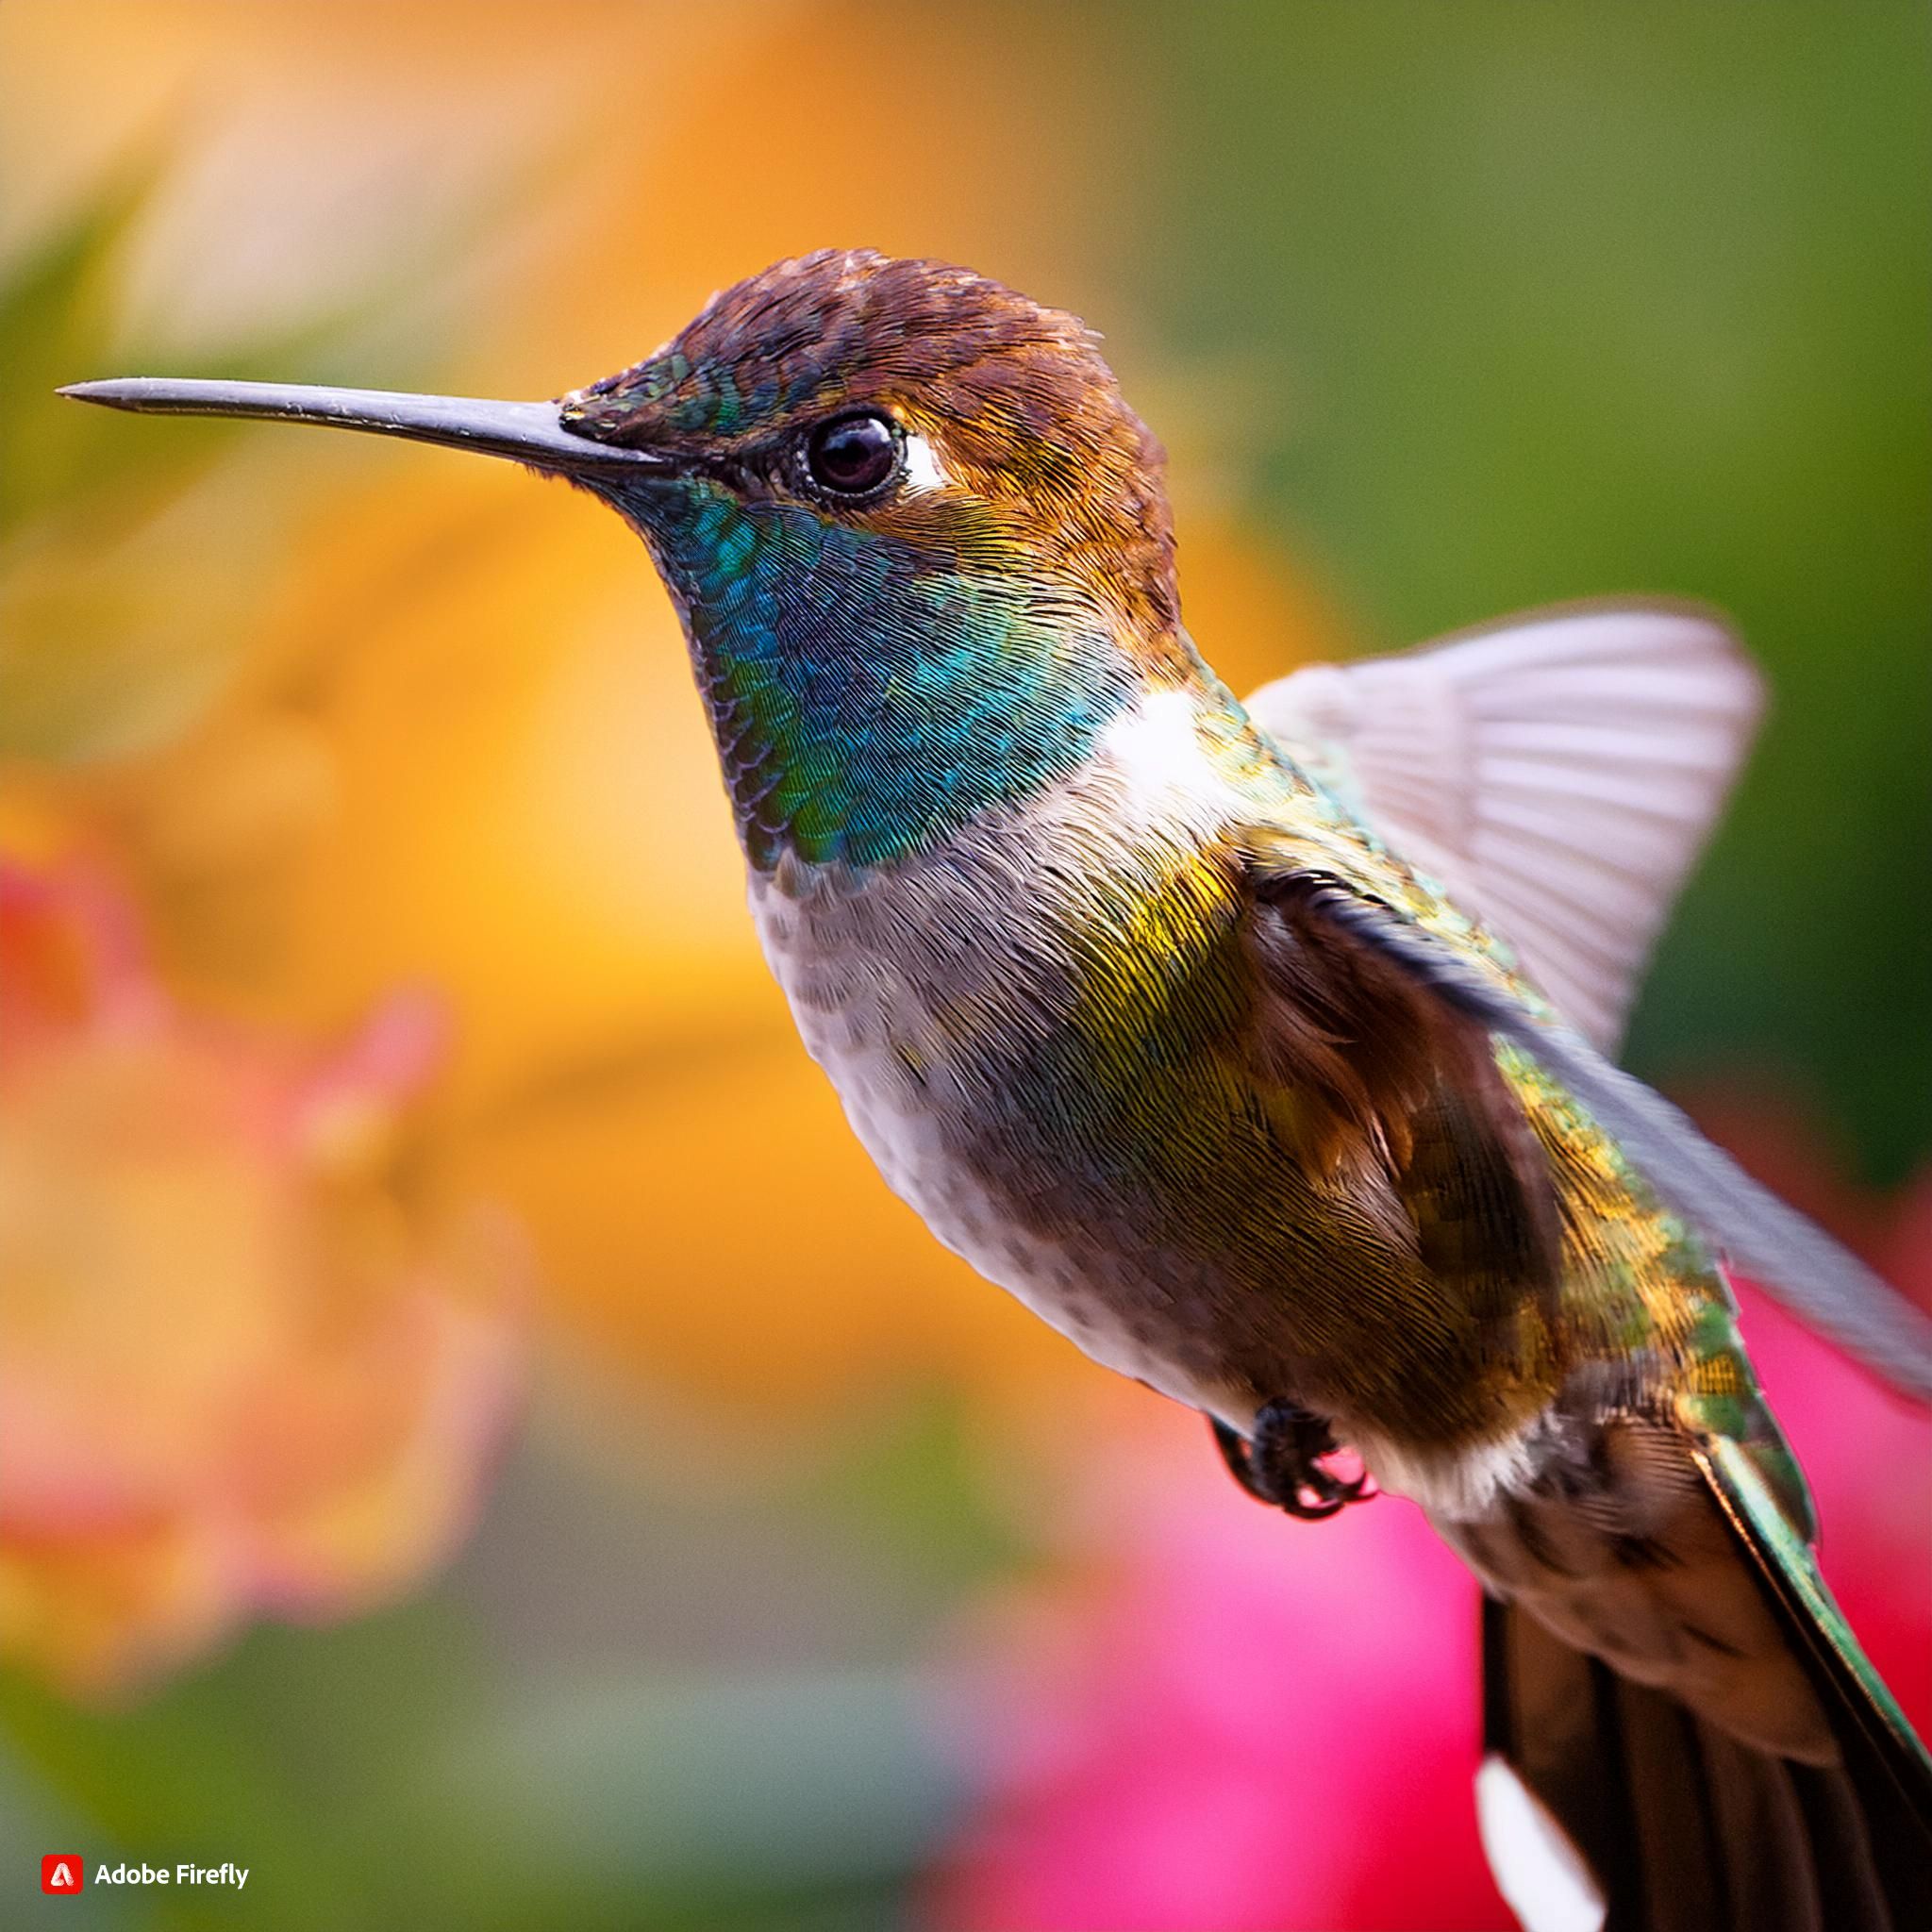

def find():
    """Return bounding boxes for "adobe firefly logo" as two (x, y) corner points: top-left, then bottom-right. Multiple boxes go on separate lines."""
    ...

(41, 1855), (85, 1894)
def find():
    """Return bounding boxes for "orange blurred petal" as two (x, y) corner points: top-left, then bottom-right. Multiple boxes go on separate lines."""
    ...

(0, 838), (530, 1696)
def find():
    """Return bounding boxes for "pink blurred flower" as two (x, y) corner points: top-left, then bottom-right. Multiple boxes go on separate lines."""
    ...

(929, 1408), (1509, 1932)
(928, 1105), (1932, 1932)
(0, 844), (531, 1697)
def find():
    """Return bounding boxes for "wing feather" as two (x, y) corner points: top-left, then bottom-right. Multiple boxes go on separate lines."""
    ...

(1245, 601), (1763, 1049)
(1263, 874), (1932, 1407)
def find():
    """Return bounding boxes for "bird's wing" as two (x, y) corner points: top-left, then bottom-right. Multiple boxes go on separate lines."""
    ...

(1696, 1435), (1932, 1837)
(1237, 854), (1932, 1407)
(1242, 602), (1762, 1049)
(1241, 853), (1568, 1333)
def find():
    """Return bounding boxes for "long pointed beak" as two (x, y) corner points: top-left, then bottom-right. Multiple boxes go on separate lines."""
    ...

(57, 377), (675, 478)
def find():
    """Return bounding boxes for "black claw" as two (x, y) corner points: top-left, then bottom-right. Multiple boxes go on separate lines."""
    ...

(1212, 1400), (1374, 1520)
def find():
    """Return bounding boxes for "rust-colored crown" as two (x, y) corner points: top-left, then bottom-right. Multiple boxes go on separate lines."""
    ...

(563, 250), (1180, 641)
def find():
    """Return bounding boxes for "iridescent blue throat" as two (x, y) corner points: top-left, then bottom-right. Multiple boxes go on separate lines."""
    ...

(606, 477), (1138, 871)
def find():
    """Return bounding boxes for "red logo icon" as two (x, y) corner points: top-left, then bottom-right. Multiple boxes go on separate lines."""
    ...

(41, 1856), (85, 1894)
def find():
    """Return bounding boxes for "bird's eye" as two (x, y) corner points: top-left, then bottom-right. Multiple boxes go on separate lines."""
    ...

(802, 411), (901, 500)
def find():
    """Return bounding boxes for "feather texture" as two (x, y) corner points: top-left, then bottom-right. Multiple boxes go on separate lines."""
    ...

(1482, 1596), (1900, 1931)
(1285, 879), (1932, 1407)
(1243, 602), (1763, 1047)
(1480, 1441), (1932, 1931)
(1698, 1437), (1932, 1833)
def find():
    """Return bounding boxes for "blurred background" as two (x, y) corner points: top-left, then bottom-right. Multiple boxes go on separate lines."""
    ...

(3, 5), (1927, 1927)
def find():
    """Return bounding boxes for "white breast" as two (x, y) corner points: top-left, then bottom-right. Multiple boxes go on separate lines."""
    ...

(743, 684), (1255, 1415)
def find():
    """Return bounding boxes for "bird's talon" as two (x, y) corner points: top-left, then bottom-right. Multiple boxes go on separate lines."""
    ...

(1212, 1400), (1374, 1520)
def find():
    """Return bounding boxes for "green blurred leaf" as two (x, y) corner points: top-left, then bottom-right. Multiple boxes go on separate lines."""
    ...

(0, 119), (567, 772)
(422, 1666), (959, 1926)
(0, 151), (158, 537)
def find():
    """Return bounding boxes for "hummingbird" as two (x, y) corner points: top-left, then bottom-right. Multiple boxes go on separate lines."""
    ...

(65, 249), (1932, 1930)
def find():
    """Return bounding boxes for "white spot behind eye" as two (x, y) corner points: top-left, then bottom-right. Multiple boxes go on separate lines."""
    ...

(899, 431), (950, 495)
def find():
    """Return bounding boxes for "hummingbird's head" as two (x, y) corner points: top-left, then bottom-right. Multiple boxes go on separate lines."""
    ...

(559, 249), (1177, 639)
(555, 251), (1192, 869)
(62, 252), (1200, 871)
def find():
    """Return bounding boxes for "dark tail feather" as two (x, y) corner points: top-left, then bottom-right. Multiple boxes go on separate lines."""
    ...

(1480, 1595), (1932, 1930)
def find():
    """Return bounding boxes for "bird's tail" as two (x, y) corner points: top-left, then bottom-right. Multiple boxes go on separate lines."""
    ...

(1477, 1442), (1932, 1930)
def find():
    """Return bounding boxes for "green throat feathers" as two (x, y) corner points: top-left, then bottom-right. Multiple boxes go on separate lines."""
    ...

(602, 474), (1141, 871)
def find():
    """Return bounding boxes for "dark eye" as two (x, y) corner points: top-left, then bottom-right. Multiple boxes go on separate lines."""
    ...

(803, 411), (901, 499)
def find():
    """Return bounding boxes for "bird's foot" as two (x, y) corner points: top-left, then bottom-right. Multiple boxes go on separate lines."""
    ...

(1212, 1399), (1374, 1520)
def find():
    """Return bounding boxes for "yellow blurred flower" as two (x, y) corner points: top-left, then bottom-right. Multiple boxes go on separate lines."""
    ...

(5, 0), (1339, 1441)
(0, 808), (529, 1696)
